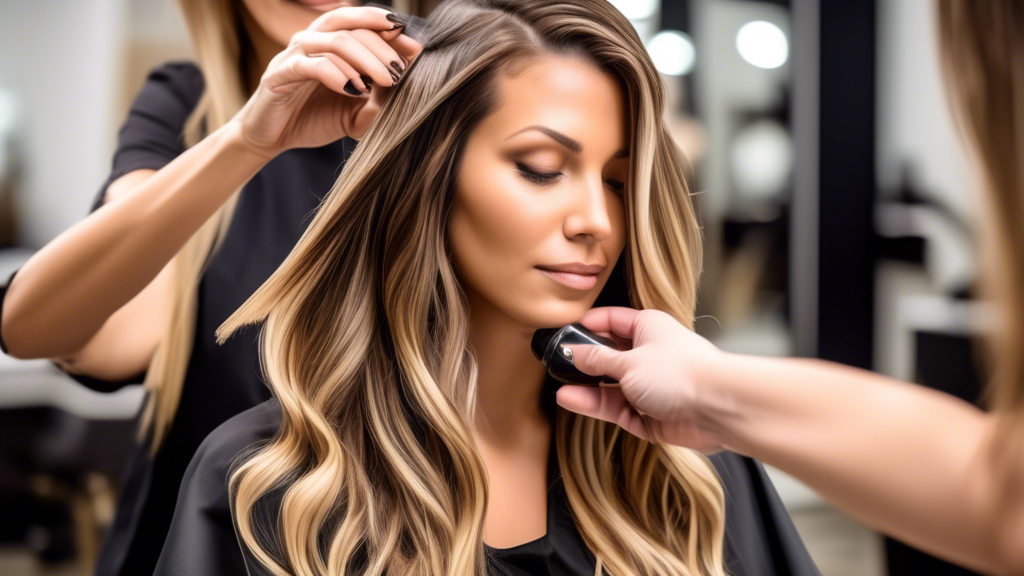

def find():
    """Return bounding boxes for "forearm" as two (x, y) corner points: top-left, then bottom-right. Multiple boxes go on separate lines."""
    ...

(705, 354), (1014, 573)
(2, 121), (271, 358)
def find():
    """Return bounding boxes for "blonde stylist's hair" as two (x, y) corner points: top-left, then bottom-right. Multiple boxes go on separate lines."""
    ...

(135, 0), (250, 456)
(216, 0), (726, 575)
(937, 0), (1024, 552)
(937, 2), (1024, 420)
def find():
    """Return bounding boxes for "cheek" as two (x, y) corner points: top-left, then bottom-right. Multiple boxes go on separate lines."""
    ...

(449, 172), (549, 282)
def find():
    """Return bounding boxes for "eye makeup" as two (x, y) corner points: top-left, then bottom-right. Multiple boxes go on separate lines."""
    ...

(516, 162), (561, 185)
(515, 162), (626, 194)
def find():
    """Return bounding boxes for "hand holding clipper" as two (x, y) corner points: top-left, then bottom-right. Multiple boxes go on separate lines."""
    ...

(531, 323), (620, 385)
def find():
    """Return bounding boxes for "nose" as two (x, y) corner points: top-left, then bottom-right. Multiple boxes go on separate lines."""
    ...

(563, 174), (614, 242)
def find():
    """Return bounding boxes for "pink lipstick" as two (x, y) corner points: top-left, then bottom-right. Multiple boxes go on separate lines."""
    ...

(535, 262), (605, 291)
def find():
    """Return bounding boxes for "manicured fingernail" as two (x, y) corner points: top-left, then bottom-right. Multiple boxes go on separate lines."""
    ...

(359, 74), (372, 93)
(388, 61), (404, 83)
(390, 60), (404, 74)
(386, 12), (407, 28)
(343, 79), (361, 96)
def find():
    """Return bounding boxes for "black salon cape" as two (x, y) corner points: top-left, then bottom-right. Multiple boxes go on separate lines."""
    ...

(154, 396), (820, 576)
(0, 62), (357, 576)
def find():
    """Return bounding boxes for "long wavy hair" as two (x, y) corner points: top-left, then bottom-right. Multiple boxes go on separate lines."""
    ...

(217, 1), (727, 574)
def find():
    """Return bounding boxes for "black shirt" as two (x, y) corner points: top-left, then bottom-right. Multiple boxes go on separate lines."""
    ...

(0, 61), (356, 576)
(154, 396), (822, 576)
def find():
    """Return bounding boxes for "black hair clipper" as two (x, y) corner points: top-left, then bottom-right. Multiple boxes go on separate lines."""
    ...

(531, 323), (620, 386)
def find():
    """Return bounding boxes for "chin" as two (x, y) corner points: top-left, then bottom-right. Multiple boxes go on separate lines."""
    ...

(509, 300), (593, 331)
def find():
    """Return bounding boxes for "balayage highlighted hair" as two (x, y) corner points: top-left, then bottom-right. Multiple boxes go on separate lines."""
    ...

(216, 1), (727, 574)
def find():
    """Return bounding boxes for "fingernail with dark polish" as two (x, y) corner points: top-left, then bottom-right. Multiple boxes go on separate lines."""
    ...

(386, 12), (407, 27)
(343, 79), (361, 96)
(360, 74), (373, 93)
(390, 60), (404, 74)
(389, 61), (404, 83)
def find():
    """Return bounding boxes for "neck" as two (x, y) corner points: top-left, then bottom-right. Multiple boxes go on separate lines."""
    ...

(467, 293), (552, 444)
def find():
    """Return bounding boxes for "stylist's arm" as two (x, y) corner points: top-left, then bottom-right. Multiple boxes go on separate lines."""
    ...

(1, 7), (420, 369)
(558, 306), (1024, 576)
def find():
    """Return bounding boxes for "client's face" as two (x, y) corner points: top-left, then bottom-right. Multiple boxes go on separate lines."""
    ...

(449, 55), (629, 329)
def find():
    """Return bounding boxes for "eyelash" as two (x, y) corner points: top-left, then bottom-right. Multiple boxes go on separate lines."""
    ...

(516, 163), (625, 192)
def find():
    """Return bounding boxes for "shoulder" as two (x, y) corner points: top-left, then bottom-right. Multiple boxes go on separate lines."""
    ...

(148, 60), (203, 84)
(140, 61), (204, 102)
(191, 397), (282, 476)
(186, 397), (282, 488)
(126, 60), (205, 122)
(91, 62), (207, 213)
(171, 397), (282, 533)
(112, 61), (205, 156)
(156, 398), (282, 576)
(707, 452), (822, 576)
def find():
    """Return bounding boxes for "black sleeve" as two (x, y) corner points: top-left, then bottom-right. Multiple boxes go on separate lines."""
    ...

(710, 452), (822, 576)
(89, 61), (205, 213)
(0, 267), (19, 356)
(0, 61), (204, 392)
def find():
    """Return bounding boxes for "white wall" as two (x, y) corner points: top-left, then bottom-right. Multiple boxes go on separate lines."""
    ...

(0, 0), (128, 248)
(874, 0), (981, 375)
(876, 0), (972, 221)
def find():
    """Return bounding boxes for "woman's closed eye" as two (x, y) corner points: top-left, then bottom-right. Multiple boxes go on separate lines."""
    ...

(515, 162), (625, 192)
(516, 162), (561, 184)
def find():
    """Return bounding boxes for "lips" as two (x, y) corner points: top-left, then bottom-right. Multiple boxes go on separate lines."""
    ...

(535, 262), (606, 291)
(537, 263), (606, 275)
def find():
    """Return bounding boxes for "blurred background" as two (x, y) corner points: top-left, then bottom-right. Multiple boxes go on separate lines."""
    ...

(0, 0), (985, 574)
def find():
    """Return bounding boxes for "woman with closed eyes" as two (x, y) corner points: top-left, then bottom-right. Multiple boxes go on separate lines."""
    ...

(155, 1), (821, 575)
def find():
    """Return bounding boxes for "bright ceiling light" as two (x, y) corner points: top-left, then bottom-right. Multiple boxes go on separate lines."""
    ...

(648, 30), (696, 76)
(731, 120), (794, 200)
(736, 20), (789, 70)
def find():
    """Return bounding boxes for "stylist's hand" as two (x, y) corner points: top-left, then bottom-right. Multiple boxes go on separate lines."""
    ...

(231, 6), (423, 159)
(556, 307), (728, 452)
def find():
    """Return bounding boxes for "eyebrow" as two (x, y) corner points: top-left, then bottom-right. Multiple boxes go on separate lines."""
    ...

(506, 125), (629, 159)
